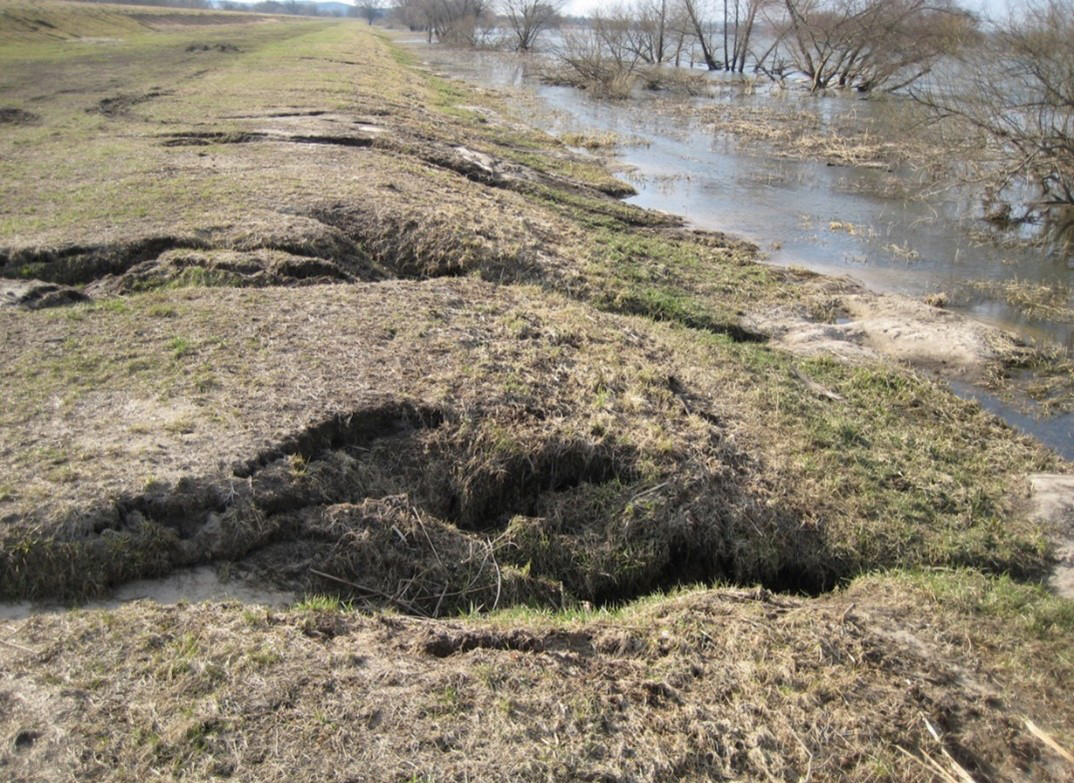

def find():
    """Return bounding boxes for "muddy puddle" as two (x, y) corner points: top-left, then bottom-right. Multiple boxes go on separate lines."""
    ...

(0, 567), (297, 621)
(410, 43), (1074, 458)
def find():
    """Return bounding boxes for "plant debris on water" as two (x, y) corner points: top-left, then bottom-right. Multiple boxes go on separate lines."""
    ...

(1, 2), (1073, 780)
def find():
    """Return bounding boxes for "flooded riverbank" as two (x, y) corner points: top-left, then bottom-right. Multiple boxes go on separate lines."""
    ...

(411, 42), (1074, 457)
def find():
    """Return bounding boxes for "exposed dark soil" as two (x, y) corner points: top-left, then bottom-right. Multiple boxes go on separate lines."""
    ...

(0, 106), (38, 124)
(0, 226), (380, 289)
(0, 282), (819, 604)
(185, 42), (238, 52)
(0, 278), (88, 309)
(90, 90), (170, 118)
(0, 280), (1055, 611)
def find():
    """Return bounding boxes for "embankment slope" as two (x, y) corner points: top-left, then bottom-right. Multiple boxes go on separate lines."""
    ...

(1, 3), (1072, 780)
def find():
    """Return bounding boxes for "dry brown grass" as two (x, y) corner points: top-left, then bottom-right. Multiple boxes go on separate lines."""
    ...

(1, 573), (1072, 782)
(965, 279), (1074, 324)
(695, 98), (931, 170)
(0, 280), (1058, 606)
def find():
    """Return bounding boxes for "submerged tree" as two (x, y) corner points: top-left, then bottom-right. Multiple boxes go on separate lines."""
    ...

(725, 0), (767, 72)
(652, 0), (766, 72)
(557, 15), (645, 96)
(681, 0), (721, 69)
(573, 1), (689, 68)
(501, 0), (564, 51)
(767, 0), (974, 92)
(911, 0), (1074, 245)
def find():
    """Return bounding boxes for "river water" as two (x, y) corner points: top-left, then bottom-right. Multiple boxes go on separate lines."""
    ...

(408, 42), (1074, 459)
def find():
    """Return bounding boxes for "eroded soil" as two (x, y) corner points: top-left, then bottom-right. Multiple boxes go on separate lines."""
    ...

(1, 3), (1073, 780)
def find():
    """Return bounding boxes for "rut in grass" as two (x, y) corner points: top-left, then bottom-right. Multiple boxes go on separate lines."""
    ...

(0, 217), (771, 346)
(0, 391), (838, 610)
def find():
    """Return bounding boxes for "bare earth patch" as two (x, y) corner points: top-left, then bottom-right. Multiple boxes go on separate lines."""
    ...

(1029, 473), (1074, 598)
(748, 281), (1032, 382)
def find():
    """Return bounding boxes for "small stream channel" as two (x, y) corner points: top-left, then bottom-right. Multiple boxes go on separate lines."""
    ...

(409, 42), (1074, 459)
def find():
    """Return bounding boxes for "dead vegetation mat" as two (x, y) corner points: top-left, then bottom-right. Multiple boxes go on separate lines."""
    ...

(2, 573), (1073, 781)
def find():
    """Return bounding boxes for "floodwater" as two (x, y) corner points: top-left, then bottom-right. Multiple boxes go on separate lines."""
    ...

(409, 43), (1074, 458)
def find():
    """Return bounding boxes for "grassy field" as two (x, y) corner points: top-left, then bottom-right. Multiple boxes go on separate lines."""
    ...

(1, 2), (1073, 780)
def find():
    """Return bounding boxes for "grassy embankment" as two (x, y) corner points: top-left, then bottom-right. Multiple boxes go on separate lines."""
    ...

(1, 3), (1073, 780)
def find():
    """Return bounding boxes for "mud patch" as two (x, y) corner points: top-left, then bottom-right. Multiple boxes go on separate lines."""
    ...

(160, 130), (267, 146)
(13, 730), (39, 749)
(288, 134), (375, 148)
(0, 107), (40, 125)
(420, 625), (594, 657)
(85, 248), (360, 294)
(267, 110), (327, 118)
(2, 216), (378, 286)
(749, 288), (1030, 380)
(0, 279), (88, 310)
(185, 42), (239, 53)
(0, 565), (296, 621)
(0, 235), (207, 285)
(90, 90), (170, 117)
(160, 131), (376, 148)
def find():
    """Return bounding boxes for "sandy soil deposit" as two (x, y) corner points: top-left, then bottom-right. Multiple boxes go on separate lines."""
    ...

(1, 2), (1073, 781)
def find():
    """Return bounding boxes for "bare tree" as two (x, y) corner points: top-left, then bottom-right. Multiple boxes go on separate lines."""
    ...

(394, 0), (497, 44)
(681, 0), (721, 69)
(353, 0), (381, 24)
(556, 17), (644, 96)
(501, 0), (564, 51)
(911, 0), (1074, 245)
(769, 0), (973, 92)
(627, 0), (690, 64)
(394, 0), (432, 31)
(567, 1), (687, 66)
(726, 0), (767, 71)
(688, 0), (769, 72)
